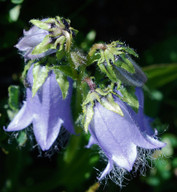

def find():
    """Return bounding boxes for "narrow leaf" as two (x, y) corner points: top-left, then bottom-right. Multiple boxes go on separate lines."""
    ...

(143, 63), (177, 88)
(8, 85), (20, 111)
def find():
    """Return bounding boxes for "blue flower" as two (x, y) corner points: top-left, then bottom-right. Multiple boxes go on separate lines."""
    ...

(86, 88), (166, 180)
(15, 20), (56, 60)
(5, 65), (74, 151)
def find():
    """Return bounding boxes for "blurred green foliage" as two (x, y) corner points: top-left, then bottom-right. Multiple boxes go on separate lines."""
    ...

(0, 0), (177, 192)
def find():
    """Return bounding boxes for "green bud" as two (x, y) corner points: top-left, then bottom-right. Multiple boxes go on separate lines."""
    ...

(88, 41), (138, 83)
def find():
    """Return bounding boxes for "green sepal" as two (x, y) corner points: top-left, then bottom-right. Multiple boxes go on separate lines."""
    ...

(8, 85), (20, 111)
(32, 63), (49, 97)
(83, 102), (94, 132)
(21, 60), (33, 80)
(55, 36), (66, 53)
(30, 19), (50, 30)
(100, 93), (123, 116)
(114, 55), (135, 73)
(53, 69), (69, 99)
(98, 63), (117, 82)
(55, 16), (66, 28)
(62, 30), (72, 51)
(119, 87), (139, 112)
(70, 51), (86, 69)
(121, 46), (138, 58)
(87, 52), (101, 66)
(31, 35), (55, 55)
(52, 65), (77, 80)
(82, 91), (100, 106)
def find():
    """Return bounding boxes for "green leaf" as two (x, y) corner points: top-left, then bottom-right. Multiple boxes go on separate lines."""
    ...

(11, 0), (24, 4)
(9, 5), (21, 22)
(30, 19), (50, 30)
(83, 103), (94, 132)
(32, 35), (55, 55)
(17, 131), (27, 147)
(8, 85), (20, 111)
(32, 64), (49, 97)
(143, 63), (177, 88)
(120, 87), (139, 112)
(53, 69), (69, 99)
(100, 93), (123, 116)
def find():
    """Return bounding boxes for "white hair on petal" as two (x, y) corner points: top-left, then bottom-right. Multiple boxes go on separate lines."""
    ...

(96, 147), (164, 188)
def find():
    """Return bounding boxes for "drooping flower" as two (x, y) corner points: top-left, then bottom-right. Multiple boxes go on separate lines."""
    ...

(113, 56), (147, 87)
(5, 65), (74, 151)
(86, 88), (165, 180)
(15, 22), (56, 60)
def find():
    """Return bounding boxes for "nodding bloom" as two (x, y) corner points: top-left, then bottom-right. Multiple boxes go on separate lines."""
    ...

(86, 88), (166, 180)
(15, 21), (56, 60)
(113, 56), (147, 87)
(5, 65), (74, 151)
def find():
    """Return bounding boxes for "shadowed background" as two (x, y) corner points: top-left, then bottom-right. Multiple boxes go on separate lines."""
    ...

(0, 0), (177, 191)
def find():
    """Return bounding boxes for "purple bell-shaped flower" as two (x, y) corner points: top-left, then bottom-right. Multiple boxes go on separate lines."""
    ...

(5, 65), (74, 151)
(15, 21), (56, 60)
(87, 88), (166, 180)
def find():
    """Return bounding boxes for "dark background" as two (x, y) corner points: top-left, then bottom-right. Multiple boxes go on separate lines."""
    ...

(0, 0), (177, 192)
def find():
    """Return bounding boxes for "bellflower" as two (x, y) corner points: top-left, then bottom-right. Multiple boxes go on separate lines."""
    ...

(15, 21), (56, 60)
(87, 88), (165, 180)
(113, 57), (147, 87)
(5, 65), (74, 151)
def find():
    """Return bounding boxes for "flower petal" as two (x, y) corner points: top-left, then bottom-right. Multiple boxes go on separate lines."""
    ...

(99, 160), (113, 180)
(33, 115), (63, 151)
(89, 103), (137, 171)
(5, 101), (33, 131)
(85, 135), (97, 148)
(15, 27), (48, 51)
(123, 88), (166, 149)
(30, 69), (73, 150)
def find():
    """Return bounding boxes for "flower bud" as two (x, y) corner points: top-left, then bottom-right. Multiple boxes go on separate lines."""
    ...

(88, 41), (147, 86)
(15, 16), (78, 60)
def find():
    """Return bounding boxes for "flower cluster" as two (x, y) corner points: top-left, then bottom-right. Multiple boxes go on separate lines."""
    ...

(4, 16), (166, 186)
